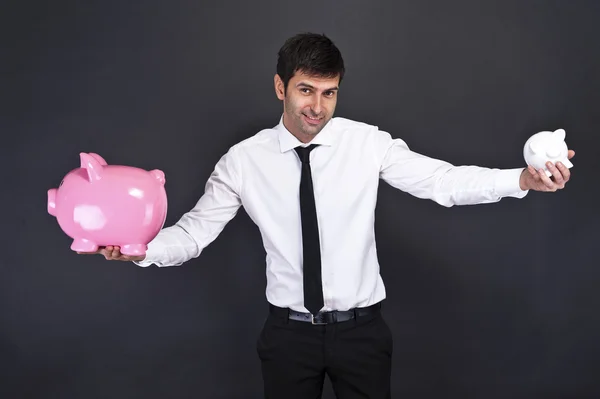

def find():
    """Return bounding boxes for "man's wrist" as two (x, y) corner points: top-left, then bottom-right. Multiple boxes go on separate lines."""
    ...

(519, 168), (529, 191)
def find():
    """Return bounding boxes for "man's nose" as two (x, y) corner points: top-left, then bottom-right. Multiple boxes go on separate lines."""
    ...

(310, 96), (322, 115)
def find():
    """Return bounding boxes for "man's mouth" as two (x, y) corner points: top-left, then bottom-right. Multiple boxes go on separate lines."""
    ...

(302, 114), (322, 126)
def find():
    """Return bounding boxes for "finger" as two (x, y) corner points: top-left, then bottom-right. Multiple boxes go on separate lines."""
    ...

(103, 246), (121, 260)
(101, 249), (110, 260)
(568, 150), (575, 159)
(538, 169), (556, 190)
(528, 166), (541, 182)
(112, 246), (121, 258)
(546, 162), (564, 186)
(555, 161), (571, 183)
(99, 246), (109, 259)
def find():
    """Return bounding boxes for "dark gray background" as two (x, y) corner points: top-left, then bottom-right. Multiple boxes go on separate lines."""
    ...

(2, 1), (599, 398)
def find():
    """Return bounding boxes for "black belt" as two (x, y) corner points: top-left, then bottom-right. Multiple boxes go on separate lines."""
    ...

(269, 302), (381, 325)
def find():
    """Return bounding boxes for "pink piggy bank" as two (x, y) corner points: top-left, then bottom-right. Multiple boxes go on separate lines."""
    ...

(47, 152), (168, 256)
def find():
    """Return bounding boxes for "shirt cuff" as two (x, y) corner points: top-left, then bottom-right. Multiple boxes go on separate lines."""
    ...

(133, 258), (153, 267)
(495, 168), (529, 198)
(132, 240), (161, 267)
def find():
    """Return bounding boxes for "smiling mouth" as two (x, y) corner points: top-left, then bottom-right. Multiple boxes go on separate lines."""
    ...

(303, 114), (322, 125)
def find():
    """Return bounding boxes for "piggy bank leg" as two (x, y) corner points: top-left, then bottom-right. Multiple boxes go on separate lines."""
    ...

(121, 244), (147, 256)
(71, 238), (99, 253)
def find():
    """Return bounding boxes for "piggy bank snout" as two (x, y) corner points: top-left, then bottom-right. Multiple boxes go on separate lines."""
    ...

(48, 188), (57, 216)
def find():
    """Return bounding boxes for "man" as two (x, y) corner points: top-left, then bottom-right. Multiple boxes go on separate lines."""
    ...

(82, 33), (574, 398)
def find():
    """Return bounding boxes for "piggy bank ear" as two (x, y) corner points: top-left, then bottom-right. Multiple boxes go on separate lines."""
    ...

(150, 169), (166, 185)
(552, 129), (566, 142)
(80, 152), (104, 182)
(529, 139), (543, 155)
(89, 153), (108, 166)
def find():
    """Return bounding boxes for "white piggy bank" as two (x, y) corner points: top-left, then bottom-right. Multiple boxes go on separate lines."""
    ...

(523, 129), (573, 177)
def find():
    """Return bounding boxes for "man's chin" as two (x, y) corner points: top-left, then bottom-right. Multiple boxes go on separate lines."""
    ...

(301, 125), (323, 136)
(301, 119), (326, 133)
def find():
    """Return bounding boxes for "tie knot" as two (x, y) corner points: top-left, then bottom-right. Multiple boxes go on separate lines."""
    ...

(295, 144), (319, 164)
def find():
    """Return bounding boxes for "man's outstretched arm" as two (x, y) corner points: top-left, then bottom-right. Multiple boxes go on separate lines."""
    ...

(374, 129), (574, 207)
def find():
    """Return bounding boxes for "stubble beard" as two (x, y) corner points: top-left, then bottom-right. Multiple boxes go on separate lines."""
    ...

(284, 101), (327, 139)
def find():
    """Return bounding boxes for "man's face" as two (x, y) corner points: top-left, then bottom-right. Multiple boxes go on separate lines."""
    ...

(274, 70), (339, 143)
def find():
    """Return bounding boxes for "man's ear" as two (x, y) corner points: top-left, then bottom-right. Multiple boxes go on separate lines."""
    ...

(274, 74), (285, 100)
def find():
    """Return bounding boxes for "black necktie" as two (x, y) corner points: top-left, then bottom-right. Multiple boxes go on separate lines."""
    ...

(295, 144), (324, 315)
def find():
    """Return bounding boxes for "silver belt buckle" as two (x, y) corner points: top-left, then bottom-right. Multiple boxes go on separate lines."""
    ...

(311, 313), (326, 325)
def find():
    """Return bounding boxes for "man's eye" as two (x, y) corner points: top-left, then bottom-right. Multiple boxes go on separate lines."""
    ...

(325, 91), (335, 97)
(301, 88), (311, 94)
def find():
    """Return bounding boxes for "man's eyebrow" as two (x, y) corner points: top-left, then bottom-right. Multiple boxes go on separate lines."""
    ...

(296, 82), (339, 91)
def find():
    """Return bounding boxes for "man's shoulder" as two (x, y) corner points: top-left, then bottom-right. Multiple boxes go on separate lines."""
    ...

(331, 117), (387, 145)
(229, 126), (278, 153)
(332, 117), (397, 151)
(332, 116), (378, 132)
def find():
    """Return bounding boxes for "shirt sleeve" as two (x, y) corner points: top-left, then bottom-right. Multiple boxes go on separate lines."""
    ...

(374, 129), (529, 207)
(134, 147), (243, 267)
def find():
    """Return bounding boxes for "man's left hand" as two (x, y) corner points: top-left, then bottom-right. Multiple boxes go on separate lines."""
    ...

(519, 150), (575, 192)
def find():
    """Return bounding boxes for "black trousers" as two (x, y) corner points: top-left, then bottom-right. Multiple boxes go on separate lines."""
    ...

(256, 303), (393, 399)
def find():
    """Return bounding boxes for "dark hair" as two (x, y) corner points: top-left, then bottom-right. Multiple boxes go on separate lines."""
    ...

(276, 32), (345, 91)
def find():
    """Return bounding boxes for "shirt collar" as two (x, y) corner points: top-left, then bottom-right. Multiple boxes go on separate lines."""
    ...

(276, 115), (336, 153)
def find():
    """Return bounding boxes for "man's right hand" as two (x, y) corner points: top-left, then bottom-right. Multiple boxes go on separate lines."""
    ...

(77, 245), (145, 262)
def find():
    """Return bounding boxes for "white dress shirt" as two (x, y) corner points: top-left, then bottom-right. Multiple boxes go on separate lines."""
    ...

(135, 116), (528, 312)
